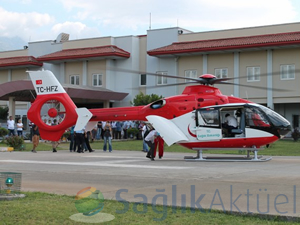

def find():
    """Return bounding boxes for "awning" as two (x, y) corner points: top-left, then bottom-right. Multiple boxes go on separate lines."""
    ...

(0, 80), (128, 102)
(37, 45), (130, 63)
(0, 56), (43, 68)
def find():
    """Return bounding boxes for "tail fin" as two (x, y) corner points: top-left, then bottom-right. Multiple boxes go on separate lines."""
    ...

(28, 70), (66, 96)
(27, 70), (90, 141)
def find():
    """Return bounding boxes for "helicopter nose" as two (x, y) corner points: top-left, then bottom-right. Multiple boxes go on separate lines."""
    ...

(277, 124), (291, 138)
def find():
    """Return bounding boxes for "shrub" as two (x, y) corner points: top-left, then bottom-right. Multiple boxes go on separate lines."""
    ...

(5, 136), (25, 150)
(127, 127), (139, 139)
(0, 127), (9, 142)
(291, 128), (300, 141)
(61, 131), (71, 142)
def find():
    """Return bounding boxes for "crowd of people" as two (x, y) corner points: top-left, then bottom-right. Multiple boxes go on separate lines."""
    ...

(6, 116), (164, 160)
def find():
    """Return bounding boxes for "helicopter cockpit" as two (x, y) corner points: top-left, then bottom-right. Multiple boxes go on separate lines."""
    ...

(195, 103), (291, 139)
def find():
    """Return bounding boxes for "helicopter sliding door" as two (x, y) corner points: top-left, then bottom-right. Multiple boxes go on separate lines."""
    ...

(220, 107), (245, 138)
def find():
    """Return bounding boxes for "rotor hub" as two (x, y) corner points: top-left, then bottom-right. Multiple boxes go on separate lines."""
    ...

(48, 108), (58, 118)
(199, 74), (217, 85)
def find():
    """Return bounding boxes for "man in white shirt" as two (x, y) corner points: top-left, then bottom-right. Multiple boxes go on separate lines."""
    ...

(7, 116), (15, 136)
(145, 128), (159, 161)
(224, 113), (238, 137)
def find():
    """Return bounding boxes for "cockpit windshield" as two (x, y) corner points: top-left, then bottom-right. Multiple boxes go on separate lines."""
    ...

(255, 104), (290, 127)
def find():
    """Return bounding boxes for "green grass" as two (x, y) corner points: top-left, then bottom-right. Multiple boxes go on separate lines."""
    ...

(0, 192), (299, 225)
(1, 138), (299, 156)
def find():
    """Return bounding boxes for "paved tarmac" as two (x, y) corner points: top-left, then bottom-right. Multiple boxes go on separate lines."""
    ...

(0, 150), (299, 218)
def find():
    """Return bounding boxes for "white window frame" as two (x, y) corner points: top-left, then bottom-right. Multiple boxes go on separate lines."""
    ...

(247, 67), (260, 82)
(156, 71), (168, 85)
(215, 68), (228, 79)
(280, 64), (295, 80)
(185, 70), (197, 82)
(93, 74), (103, 87)
(140, 74), (147, 86)
(70, 75), (80, 85)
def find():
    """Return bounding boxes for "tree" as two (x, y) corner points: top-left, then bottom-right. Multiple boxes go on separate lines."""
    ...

(131, 92), (163, 106)
(0, 106), (8, 120)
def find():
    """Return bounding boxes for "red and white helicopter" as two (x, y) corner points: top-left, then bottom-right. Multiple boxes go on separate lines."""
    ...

(27, 70), (291, 161)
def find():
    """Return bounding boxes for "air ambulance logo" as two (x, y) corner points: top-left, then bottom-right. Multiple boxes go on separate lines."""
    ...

(36, 80), (42, 85)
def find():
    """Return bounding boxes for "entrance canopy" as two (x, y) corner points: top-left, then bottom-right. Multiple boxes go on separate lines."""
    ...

(0, 80), (128, 102)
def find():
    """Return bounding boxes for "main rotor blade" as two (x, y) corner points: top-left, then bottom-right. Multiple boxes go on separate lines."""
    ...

(107, 66), (201, 82)
(108, 66), (297, 91)
(131, 81), (199, 89)
(215, 69), (300, 83)
(219, 81), (291, 92)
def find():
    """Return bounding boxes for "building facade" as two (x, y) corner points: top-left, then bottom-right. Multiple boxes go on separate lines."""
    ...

(0, 22), (300, 129)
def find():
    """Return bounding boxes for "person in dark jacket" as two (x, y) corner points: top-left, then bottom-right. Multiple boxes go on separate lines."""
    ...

(103, 122), (113, 152)
(31, 124), (39, 153)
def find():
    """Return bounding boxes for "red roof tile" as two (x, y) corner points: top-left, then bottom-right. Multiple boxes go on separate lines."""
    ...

(148, 31), (300, 56)
(0, 80), (128, 101)
(0, 56), (43, 68)
(38, 45), (130, 61)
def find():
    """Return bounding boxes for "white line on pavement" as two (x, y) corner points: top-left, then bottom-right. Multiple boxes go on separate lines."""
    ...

(0, 160), (192, 170)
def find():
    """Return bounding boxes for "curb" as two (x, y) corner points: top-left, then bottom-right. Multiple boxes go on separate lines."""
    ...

(0, 147), (14, 152)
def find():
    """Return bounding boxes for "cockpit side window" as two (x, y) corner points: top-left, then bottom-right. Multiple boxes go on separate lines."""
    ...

(245, 107), (270, 127)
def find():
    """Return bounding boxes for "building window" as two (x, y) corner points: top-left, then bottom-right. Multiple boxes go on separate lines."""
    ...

(157, 71), (167, 85)
(215, 68), (228, 79)
(185, 70), (197, 82)
(280, 64), (295, 80)
(247, 67), (260, 82)
(140, 74), (146, 86)
(93, 74), (103, 86)
(70, 75), (79, 85)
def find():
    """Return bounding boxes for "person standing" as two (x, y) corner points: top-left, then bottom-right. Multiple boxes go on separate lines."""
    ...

(7, 116), (15, 136)
(83, 130), (94, 152)
(115, 121), (122, 139)
(154, 136), (164, 159)
(51, 119), (60, 152)
(141, 122), (149, 152)
(145, 128), (159, 161)
(101, 121), (106, 139)
(111, 121), (117, 139)
(122, 121), (129, 139)
(74, 128), (85, 153)
(69, 125), (75, 152)
(103, 122), (112, 152)
(31, 124), (39, 153)
(28, 121), (33, 141)
(96, 121), (102, 140)
(16, 119), (23, 137)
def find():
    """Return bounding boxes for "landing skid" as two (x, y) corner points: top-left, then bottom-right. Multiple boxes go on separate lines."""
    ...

(184, 148), (272, 162)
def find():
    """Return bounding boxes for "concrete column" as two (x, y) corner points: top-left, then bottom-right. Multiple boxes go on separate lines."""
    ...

(60, 62), (65, 84)
(234, 52), (240, 97)
(175, 57), (179, 94)
(103, 100), (110, 108)
(202, 54), (208, 74)
(8, 97), (15, 118)
(82, 61), (87, 86)
(8, 69), (12, 81)
(267, 49), (274, 109)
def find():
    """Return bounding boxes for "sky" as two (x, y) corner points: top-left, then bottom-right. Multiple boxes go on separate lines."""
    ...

(1, 0), (300, 45)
